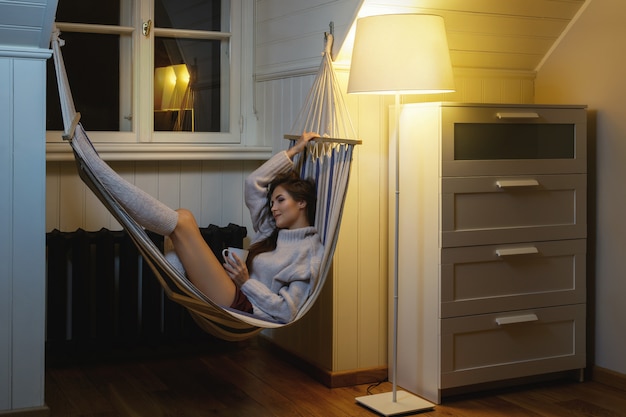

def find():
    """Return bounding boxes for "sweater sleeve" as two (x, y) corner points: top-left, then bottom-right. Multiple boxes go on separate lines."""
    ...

(244, 151), (294, 239)
(240, 277), (311, 323)
(240, 245), (322, 323)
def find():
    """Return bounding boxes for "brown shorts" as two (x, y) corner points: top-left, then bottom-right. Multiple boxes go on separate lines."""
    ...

(230, 288), (253, 314)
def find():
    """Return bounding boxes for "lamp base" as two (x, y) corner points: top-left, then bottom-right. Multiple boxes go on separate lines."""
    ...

(355, 390), (435, 416)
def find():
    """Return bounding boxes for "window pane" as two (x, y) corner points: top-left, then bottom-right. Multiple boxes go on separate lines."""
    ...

(47, 32), (128, 132)
(154, 37), (226, 132)
(155, 0), (223, 31)
(55, 0), (121, 25)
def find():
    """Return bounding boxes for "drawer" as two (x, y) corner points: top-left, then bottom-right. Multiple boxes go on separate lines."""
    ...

(442, 174), (586, 247)
(441, 239), (586, 318)
(440, 104), (587, 177)
(441, 304), (586, 389)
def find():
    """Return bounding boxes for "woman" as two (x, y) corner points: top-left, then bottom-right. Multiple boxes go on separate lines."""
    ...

(72, 129), (322, 323)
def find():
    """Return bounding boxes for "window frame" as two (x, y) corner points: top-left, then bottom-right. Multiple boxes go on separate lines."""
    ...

(46, 0), (267, 161)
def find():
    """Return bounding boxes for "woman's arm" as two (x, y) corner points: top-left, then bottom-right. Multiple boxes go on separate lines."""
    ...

(241, 242), (323, 323)
(286, 131), (320, 159)
(245, 131), (320, 237)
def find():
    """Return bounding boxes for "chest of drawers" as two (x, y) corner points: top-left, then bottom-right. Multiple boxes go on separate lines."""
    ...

(393, 103), (587, 403)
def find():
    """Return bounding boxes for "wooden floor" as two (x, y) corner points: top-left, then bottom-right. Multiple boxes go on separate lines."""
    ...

(45, 338), (626, 417)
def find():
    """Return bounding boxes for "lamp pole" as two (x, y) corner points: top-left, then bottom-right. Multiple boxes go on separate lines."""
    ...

(348, 13), (455, 415)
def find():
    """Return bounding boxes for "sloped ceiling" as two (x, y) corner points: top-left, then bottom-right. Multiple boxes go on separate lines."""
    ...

(0, 0), (589, 74)
(336, 0), (589, 73)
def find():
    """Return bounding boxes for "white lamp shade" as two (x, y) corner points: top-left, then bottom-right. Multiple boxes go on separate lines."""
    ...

(347, 14), (455, 95)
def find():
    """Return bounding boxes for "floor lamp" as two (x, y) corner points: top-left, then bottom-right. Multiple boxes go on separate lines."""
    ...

(347, 14), (455, 416)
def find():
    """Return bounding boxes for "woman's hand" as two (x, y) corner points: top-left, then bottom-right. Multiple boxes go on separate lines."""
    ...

(223, 253), (250, 287)
(286, 131), (320, 159)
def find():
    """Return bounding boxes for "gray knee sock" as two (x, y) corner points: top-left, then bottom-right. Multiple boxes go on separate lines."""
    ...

(73, 125), (178, 236)
(164, 236), (186, 276)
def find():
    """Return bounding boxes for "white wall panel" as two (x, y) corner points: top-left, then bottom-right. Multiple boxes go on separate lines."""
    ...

(46, 159), (262, 234)
(58, 161), (86, 231)
(12, 57), (47, 410)
(199, 161), (225, 227)
(1, 54), (47, 414)
(535, 0), (626, 376)
(158, 161), (182, 212)
(254, 0), (360, 78)
(180, 160), (203, 218)
(45, 162), (60, 230)
(0, 56), (12, 413)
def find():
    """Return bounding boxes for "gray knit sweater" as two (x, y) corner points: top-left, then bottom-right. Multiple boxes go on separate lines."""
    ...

(241, 151), (324, 323)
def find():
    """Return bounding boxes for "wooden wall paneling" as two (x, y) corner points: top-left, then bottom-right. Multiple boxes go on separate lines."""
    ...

(0, 56), (12, 412)
(456, 77), (484, 104)
(11, 56), (47, 411)
(278, 77), (295, 146)
(46, 162), (61, 231)
(256, 81), (267, 146)
(263, 80), (275, 148)
(219, 160), (246, 227)
(58, 161), (85, 231)
(521, 78), (535, 103)
(355, 0), (585, 73)
(266, 78), (279, 147)
(395, 0), (584, 18)
(157, 160), (182, 215)
(281, 77), (296, 136)
(199, 160), (224, 228)
(483, 77), (508, 104)
(255, 0), (333, 22)
(332, 157), (359, 371)
(350, 92), (388, 369)
(254, 83), (268, 147)
(328, 71), (360, 371)
(254, 0), (359, 77)
(179, 160), (203, 220)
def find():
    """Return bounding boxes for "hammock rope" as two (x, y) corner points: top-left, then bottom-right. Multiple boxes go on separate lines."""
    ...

(284, 33), (358, 142)
(50, 27), (359, 341)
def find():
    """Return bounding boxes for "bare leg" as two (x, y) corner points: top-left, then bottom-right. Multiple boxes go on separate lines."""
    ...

(73, 128), (235, 306)
(169, 209), (236, 306)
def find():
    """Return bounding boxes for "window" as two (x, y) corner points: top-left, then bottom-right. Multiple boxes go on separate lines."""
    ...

(47, 0), (256, 158)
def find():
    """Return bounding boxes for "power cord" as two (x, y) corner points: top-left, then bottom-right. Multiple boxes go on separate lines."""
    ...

(366, 377), (388, 395)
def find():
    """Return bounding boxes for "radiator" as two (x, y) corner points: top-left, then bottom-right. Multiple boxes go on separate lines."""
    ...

(45, 224), (246, 359)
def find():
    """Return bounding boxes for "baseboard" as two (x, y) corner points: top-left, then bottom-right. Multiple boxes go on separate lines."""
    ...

(259, 337), (388, 388)
(0, 406), (49, 417)
(591, 366), (626, 392)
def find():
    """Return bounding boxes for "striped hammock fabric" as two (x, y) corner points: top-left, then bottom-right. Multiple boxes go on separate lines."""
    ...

(51, 28), (359, 341)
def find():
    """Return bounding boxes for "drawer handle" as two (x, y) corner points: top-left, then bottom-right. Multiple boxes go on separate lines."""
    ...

(496, 179), (539, 188)
(496, 112), (540, 119)
(496, 314), (538, 326)
(496, 247), (538, 257)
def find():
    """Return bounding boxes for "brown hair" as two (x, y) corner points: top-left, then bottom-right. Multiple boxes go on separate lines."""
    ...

(246, 171), (316, 271)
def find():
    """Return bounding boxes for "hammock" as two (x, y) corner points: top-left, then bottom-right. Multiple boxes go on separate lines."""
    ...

(50, 28), (360, 341)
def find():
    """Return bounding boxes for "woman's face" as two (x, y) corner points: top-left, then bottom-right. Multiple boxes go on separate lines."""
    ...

(270, 185), (307, 229)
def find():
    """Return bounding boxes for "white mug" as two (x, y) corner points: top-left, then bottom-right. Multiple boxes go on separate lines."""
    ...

(222, 247), (249, 263)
